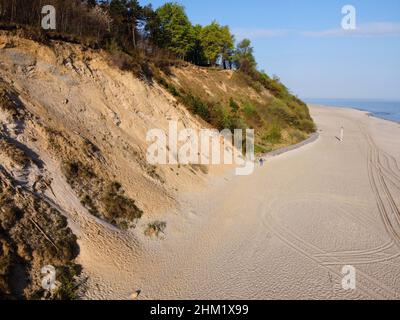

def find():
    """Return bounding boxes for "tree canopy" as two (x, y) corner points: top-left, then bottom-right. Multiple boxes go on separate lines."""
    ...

(233, 38), (257, 72)
(154, 2), (195, 59)
(199, 21), (234, 67)
(0, 0), (257, 72)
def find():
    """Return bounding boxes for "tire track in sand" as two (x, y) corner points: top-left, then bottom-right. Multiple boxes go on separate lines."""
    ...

(257, 121), (400, 299)
(362, 128), (400, 248)
(261, 201), (399, 299)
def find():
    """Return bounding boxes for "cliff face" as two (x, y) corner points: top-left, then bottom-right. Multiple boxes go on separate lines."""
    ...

(0, 31), (314, 299)
(0, 32), (212, 212)
(0, 32), (209, 298)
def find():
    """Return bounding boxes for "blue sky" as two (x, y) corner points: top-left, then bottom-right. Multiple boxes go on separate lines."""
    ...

(140, 0), (400, 100)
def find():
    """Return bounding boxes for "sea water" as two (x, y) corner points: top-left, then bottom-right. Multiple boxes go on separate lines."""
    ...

(305, 99), (400, 123)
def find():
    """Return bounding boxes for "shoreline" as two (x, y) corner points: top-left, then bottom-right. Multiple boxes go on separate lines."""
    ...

(362, 110), (400, 125)
(308, 103), (400, 125)
(261, 102), (398, 162)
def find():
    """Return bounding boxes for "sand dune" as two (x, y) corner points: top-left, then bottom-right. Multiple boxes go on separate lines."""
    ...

(77, 105), (400, 300)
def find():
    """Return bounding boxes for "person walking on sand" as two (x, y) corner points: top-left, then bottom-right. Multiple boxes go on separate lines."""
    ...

(259, 158), (265, 167)
(340, 126), (344, 142)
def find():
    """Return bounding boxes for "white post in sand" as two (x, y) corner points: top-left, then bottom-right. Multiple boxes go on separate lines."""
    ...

(340, 126), (344, 142)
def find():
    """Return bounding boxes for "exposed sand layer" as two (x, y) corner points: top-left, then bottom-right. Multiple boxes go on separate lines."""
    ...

(75, 105), (400, 300)
(0, 32), (215, 220)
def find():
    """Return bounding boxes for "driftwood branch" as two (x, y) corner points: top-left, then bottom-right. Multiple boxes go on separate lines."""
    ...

(29, 217), (59, 251)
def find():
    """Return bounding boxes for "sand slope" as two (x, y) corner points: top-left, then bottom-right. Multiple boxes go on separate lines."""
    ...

(76, 105), (400, 300)
(3, 33), (398, 300)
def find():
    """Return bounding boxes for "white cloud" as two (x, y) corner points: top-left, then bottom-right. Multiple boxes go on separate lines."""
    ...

(233, 22), (400, 40)
(233, 28), (292, 40)
(302, 22), (400, 37)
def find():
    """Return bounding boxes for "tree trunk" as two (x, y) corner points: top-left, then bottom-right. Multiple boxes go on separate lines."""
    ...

(222, 59), (227, 70)
(132, 25), (136, 48)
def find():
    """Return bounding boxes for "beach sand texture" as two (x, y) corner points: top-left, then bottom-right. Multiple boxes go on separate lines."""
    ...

(77, 105), (400, 300)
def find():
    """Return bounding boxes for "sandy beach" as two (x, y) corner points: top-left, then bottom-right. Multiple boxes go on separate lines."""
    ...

(77, 105), (400, 300)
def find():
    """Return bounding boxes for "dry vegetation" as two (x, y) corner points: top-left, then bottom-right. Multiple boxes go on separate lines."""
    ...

(0, 82), (27, 121)
(57, 142), (144, 229)
(0, 168), (80, 300)
(0, 78), (144, 299)
(145, 221), (167, 238)
(0, 83), (81, 299)
(61, 156), (143, 229)
(0, 138), (32, 168)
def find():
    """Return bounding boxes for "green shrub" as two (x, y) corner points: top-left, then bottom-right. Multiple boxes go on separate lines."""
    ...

(297, 119), (316, 133)
(254, 144), (271, 154)
(210, 104), (234, 130)
(101, 182), (143, 226)
(62, 161), (95, 184)
(158, 78), (180, 97)
(269, 99), (297, 125)
(166, 83), (180, 97)
(242, 101), (256, 117)
(290, 129), (307, 143)
(145, 221), (167, 238)
(53, 264), (82, 300)
(80, 194), (99, 217)
(181, 93), (211, 122)
(263, 123), (282, 144)
(229, 98), (239, 113)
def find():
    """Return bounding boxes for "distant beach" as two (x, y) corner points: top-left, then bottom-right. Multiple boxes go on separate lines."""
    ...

(305, 99), (400, 123)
